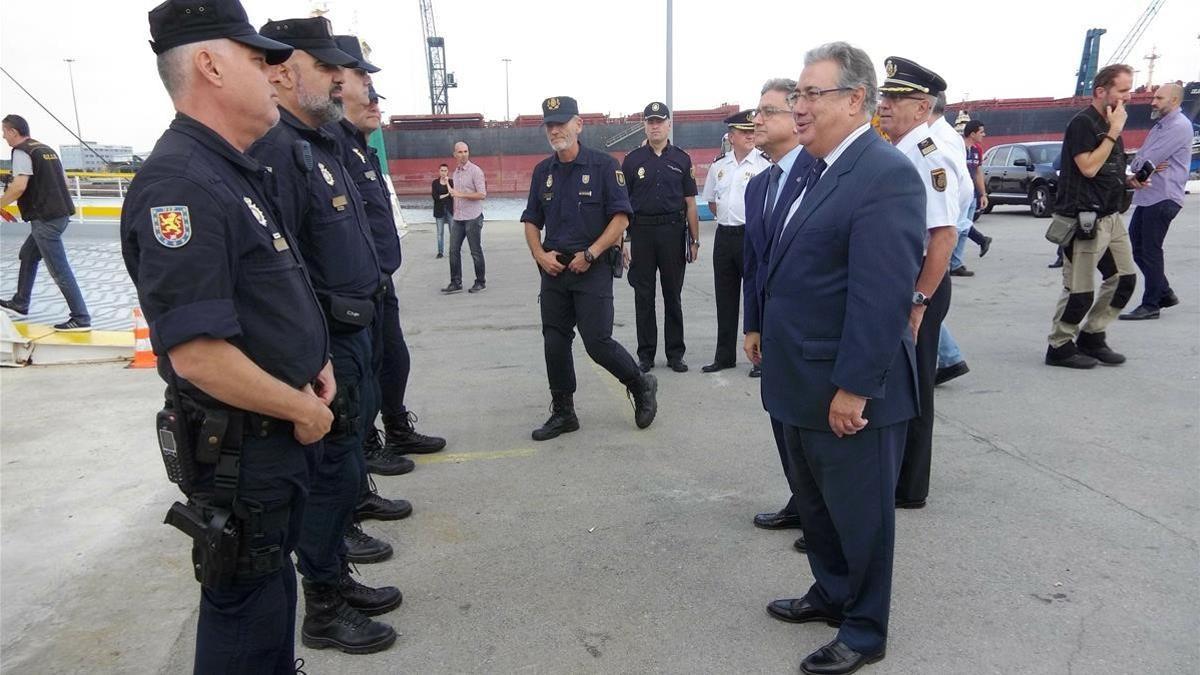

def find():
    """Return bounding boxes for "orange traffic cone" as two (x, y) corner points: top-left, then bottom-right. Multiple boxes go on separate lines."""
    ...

(129, 307), (157, 369)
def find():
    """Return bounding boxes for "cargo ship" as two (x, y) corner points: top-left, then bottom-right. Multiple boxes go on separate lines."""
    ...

(946, 81), (1200, 156)
(382, 105), (738, 196)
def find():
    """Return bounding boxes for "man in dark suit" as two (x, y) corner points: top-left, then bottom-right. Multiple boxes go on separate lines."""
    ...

(761, 43), (925, 675)
(743, 78), (813, 552)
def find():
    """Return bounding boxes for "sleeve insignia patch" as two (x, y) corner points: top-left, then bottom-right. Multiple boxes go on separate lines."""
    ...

(918, 137), (937, 156)
(616, 170), (626, 187)
(931, 168), (947, 192)
(150, 206), (192, 248)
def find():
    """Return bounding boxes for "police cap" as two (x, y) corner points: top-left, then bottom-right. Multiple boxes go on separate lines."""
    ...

(541, 96), (579, 124)
(724, 109), (754, 130)
(368, 85), (386, 103)
(644, 101), (670, 120)
(259, 16), (357, 67)
(148, 0), (293, 65)
(334, 35), (380, 73)
(880, 56), (946, 96)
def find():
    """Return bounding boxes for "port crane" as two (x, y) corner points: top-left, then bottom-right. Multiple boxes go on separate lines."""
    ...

(1073, 0), (1166, 96)
(419, 0), (456, 114)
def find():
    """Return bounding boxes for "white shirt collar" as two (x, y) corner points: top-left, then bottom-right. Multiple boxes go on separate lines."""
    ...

(892, 122), (930, 156)
(819, 122), (874, 171)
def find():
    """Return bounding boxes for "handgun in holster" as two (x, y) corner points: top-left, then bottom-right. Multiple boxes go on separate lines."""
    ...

(164, 499), (240, 589)
(328, 384), (359, 436)
(608, 245), (623, 279)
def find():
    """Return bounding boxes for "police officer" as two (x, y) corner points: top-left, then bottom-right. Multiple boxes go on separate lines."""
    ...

(123, 1), (333, 671)
(326, 37), (431, 529)
(700, 110), (770, 373)
(876, 57), (960, 509)
(249, 17), (397, 654)
(330, 36), (447, 472)
(521, 96), (659, 440)
(621, 102), (700, 372)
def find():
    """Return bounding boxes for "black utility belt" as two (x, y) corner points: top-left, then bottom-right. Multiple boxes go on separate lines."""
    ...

(717, 223), (745, 229)
(634, 212), (685, 226)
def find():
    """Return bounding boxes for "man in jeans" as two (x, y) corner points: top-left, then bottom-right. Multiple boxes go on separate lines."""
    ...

(0, 114), (92, 331)
(1119, 83), (1192, 321)
(443, 141), (487, 294)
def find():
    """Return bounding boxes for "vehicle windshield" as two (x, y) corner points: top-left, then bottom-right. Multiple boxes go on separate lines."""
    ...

(1029, 144), (1062, 166)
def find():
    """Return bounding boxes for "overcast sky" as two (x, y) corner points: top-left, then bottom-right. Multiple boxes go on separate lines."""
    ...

(3, 0), (1198, 153)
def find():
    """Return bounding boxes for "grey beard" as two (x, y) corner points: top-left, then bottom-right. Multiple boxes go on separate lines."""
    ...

(299, 89), (344, 125)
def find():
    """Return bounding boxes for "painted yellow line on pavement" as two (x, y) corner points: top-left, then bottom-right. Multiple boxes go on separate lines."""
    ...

(414, 447), (540, 465)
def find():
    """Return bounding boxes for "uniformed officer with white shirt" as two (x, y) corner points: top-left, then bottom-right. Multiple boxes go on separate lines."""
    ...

(876, 56), (960, 509)
(701, 110), (771, 372)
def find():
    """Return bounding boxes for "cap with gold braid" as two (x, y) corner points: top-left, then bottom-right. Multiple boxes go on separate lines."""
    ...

(880, 56), (947, 96)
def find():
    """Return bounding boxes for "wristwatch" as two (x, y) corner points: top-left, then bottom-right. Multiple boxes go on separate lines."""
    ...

(583, 249), (596, 263)
(912, 291), (930, 306)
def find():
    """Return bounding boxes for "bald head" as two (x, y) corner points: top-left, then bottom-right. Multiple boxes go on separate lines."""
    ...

(1151, 83), (1184, 119)
(454, 141), (470, 166)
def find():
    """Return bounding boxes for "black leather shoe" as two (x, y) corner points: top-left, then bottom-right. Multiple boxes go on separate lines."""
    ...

(344, 523), (393, 564)
(363, 429), (416, 476)
(1160, 291), (1179, 308)
(800, 639), (884, 675)
(979, 236), (992, 257)
(766, 597), (841, 626)
(468, 281), (486, 293)
(1048, 258), (1064, 269)
(934, 361), (969, 386)
(301, 580), (396, 654)
(627, 373), (658, 429)
(753, 511), (804, 530)
(668, 359), (688, 373)
(793, 535), (807, 552)
(1045, 343), (1098, 369)
(355, 477), (413, 522)
(949, 265), (974, 277)
(383, 411), (446, 454)
(895, 498), (926, 509)
(1119, 305), (1159, 321)
(441, 282), (463, 294)
(701, 361), (734, 373)
(638, 359), (654, 373)
(1076, 330), (1125, 365)
(749, 364), (761, 378)
(338, 565), (402, 616)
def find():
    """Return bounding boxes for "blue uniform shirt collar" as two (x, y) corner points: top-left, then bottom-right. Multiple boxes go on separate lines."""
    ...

(277, 105), (337, 145)
(550, 142), (592, 169)
(169, 113), (262, 173)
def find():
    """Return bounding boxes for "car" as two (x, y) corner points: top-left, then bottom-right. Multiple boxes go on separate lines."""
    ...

(979, 141), (1061, 218)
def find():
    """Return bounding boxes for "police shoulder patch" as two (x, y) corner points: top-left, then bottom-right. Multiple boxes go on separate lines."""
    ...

(931, 168), (947, 192)
(712, 151), (727, 163)
(615, 170), (626, 187)
(150, 206), (192, 248)
(918, 137), (937, 156)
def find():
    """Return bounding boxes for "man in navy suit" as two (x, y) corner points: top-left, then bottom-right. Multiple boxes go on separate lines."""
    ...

(761, 43), (925, 675)
(744, 78), (813, 552)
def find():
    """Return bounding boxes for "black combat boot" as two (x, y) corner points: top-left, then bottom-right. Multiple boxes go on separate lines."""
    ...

(355, 475), (413, 522)
(1076, 330), (1126, 365)
(383, 411), (447, 455)
(344, 522), (393, 564)
(531, 391), (580, 441)
(338, 562), (403, 616)
(625, 373), (658, 429)
(363, 427), (415, 476)
(1045, 342), (1098, 369)
(301, 579), (396, 654)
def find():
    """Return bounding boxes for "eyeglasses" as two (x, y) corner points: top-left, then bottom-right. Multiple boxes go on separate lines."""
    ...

(786, 87), (853, 106)
(748, 106), (791, 120)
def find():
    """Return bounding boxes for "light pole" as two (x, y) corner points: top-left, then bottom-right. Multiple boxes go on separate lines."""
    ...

(665, 0), (673, 142)
(64, 59), (82, 143)
(501, 58), (512, 121)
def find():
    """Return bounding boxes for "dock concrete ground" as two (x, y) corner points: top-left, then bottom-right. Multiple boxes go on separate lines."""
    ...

(2, 197), (1197, 674)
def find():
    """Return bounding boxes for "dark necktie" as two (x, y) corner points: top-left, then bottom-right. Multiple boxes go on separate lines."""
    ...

(764, 164), (783, 218)
(777, 158), (827, 241)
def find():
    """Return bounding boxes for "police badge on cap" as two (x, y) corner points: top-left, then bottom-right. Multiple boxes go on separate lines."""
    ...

(880, 56), (947, 96)
(723, 109), (754, 131)
(542, 96), (579, 124)
(644, 101), (670, 120)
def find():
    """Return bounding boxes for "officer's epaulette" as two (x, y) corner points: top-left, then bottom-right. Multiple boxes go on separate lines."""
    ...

(712, 151), (727, 163)
(918, 137), (937, 157)
(760, 151), (771, 160)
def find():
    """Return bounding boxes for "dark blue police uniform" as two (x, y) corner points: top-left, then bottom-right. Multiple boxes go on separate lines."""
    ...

(620, 118), (697, 367)
(122, 112), (327, 674)
(521, 143), (643, 394)
(249, 105), (383, 587)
